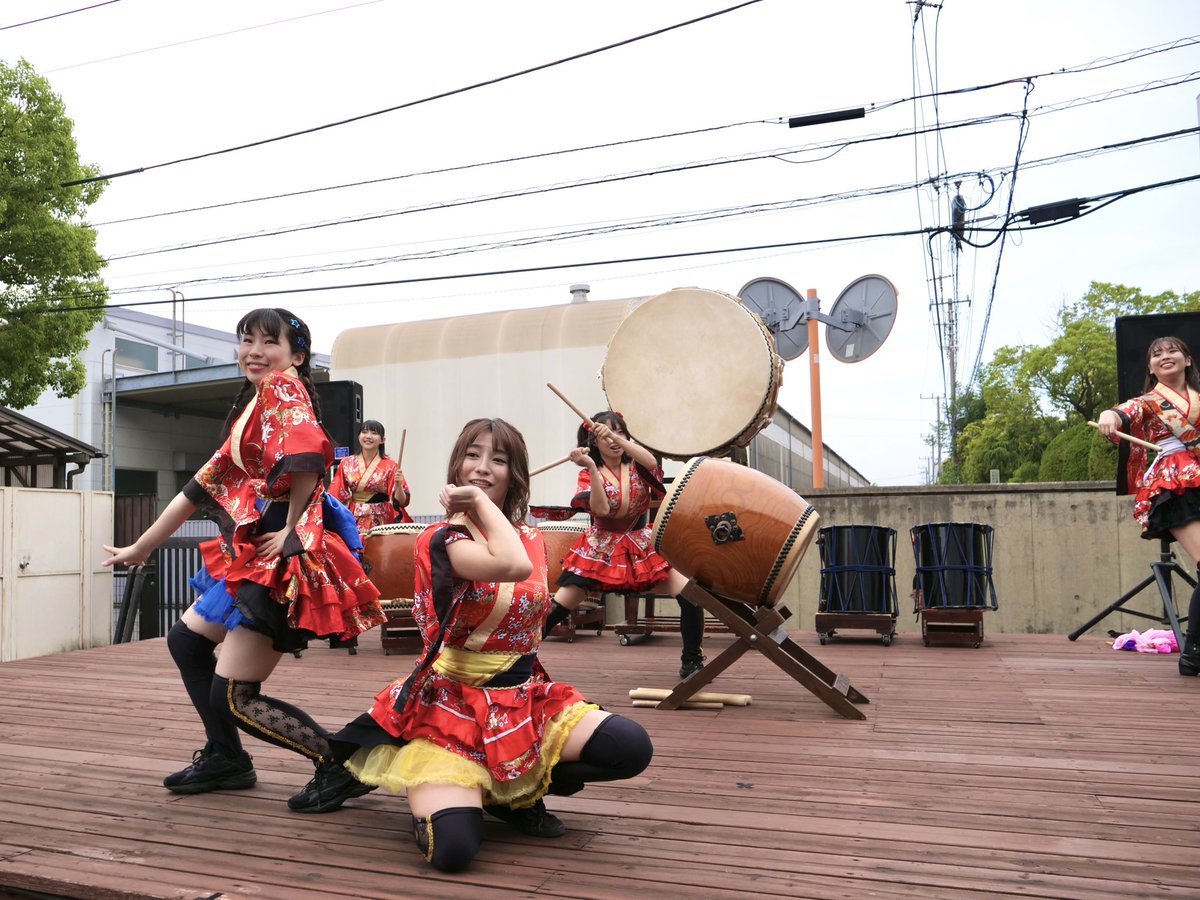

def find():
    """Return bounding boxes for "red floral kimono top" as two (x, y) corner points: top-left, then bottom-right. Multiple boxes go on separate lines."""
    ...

(1112, 384), (1200, 531)
(559, 460), (670, 591)
(330, 453), (412, 536)
(184, 370), (384, 640)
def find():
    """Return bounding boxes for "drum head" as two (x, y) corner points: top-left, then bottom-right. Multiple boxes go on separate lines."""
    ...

(603, 288), (780, 459)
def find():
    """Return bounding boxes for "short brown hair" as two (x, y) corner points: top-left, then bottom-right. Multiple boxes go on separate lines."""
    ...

(445, 418), (530, 523)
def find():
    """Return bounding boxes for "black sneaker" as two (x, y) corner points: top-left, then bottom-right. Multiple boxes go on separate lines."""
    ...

(163, 742), (256, 794)
(679, 655), (705, 679)
(1180, 650), (1200, 676)
(483, 799), (566, 838)
(287, 760), (377, 813)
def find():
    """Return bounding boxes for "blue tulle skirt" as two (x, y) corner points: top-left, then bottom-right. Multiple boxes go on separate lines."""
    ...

(189, 565), (247, 631)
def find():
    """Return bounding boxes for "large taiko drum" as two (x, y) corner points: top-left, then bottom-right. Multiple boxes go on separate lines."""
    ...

(538, 522), (588, 589)
(602, 287), (783, 459)
(651, 457), (819, 607)
(363, 522), (426, 602)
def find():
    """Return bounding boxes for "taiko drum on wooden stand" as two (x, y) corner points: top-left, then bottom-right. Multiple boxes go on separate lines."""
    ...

(649, 457), (869, 719)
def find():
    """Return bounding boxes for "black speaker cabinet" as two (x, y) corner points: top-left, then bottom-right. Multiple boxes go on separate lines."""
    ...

(315, 380), (363, 457)
(1115, 313), (1200, 403)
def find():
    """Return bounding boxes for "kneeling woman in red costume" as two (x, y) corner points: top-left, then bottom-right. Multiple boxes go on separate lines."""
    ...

(332, 418), (653, 872)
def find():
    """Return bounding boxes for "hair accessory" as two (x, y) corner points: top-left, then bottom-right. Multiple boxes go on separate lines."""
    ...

(294, 334), (308, 349)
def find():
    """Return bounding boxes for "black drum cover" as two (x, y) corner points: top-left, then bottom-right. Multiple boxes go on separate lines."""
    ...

(910, 522), (998, 610)
(818, 525), (898, 615)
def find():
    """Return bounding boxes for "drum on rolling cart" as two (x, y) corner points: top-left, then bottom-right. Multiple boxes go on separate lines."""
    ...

(816, 525), (898, 645)
(910, 522), (998, 647)
(603, 287), (783, 459)
(363, 522), (426, 654)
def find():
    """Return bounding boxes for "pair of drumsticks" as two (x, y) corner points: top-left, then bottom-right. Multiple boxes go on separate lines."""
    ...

(530, 383), (596, 476)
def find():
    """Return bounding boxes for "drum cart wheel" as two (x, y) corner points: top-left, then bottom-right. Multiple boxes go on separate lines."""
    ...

(817, 630), (832, 645)
(619, 634), (632, 646)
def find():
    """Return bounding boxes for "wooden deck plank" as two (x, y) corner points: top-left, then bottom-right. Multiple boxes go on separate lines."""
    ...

(1, 631), (1197, 898)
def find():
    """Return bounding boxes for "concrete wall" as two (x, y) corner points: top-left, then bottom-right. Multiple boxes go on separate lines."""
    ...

(771, 480), (1176, 638)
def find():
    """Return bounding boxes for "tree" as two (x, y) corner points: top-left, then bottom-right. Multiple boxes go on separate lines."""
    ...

(0, 58), (107, 409)
(942, 282), (1197, 484)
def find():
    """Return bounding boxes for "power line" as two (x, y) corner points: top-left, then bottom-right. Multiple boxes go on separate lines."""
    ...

(25, 168), (1200, 318)
(98, 124), (1200, 297)
(42, 1), (384, 73)
(0, 0), (120, 31)
(63, 0), (767, 186)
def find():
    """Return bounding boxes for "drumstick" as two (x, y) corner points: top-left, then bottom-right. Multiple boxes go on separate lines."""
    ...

(530, 454), (572, 477)
(629, 687), (752, 706)
(546, 383), (593, 430)
(397, 428), (407, 468)
(631, 699), (723, 710)
(1087, 421), (1162, 452)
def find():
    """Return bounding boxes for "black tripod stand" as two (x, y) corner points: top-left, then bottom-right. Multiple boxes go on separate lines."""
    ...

(1068, 537), (1191, 646)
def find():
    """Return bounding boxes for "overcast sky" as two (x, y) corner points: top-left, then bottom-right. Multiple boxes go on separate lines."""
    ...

(6, 0), (1200, 484)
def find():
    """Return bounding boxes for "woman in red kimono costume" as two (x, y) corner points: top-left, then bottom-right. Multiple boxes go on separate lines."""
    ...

(328, 419), (653, 872)
(542, 411), (707, 678)
(329, 418), (412, 538)
(103, 308), (386, 813)
(1098, 335), (1200, 676)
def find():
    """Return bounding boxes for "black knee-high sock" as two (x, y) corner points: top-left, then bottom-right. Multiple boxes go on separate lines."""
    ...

(547, 715), (654, 796)
(542, 601), (572, 637)
(212, 675), (332, 764)
(677, 596), (704, 658)
(413, 808), (484, 873)
(1185, 582), (1200, 654)
(166, 620), (242, 756)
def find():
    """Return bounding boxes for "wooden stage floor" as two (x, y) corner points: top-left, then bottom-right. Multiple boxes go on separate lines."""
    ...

(1, 627), (1197, 899)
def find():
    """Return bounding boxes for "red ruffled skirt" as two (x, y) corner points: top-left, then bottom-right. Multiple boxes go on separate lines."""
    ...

(201, 532), (384, 642)
(368, 667), (590, 784)
(561, 525), (670, 591)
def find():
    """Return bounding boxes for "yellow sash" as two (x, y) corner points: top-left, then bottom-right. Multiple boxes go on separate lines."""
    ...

(432, 646), (521, 686)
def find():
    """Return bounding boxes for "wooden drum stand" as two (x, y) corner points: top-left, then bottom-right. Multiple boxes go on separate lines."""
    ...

(655, 579), (870, 720)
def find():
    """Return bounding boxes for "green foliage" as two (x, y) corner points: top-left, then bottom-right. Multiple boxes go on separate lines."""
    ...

(1087, 426), (1120, 480)
(943, 281), (1196, 484)
(1037, 423), (1095, 482)
(0, 58), (106, 408)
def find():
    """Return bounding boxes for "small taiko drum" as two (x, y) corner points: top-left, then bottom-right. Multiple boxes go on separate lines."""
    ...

(602, 287), (783, 460)
(363, 522), (426, 602)
(651, 457), (819, 607)
(538, 522), (588, 589)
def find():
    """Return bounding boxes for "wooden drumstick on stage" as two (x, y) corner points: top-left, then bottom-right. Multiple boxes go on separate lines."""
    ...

(629, 687), (752, 706)
(397, 428), (407, 467)
(546, 382), (594, 430)
(631, 699), (723, 711)
(529, 454), (572, 477)
(1087, 421), (1163, 453)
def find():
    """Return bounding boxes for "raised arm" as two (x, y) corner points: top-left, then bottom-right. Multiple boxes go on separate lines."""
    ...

(440, 485), (532, 582)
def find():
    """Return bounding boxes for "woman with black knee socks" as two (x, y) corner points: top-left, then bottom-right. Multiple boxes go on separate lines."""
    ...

(103, 308), (386, 809)
(541, 411), (705, 678)
(1097, 335), (1200, 675)
(331, 418), (654, 873)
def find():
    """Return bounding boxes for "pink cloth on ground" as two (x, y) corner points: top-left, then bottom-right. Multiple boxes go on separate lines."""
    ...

(1111, 628), (1179, 653)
